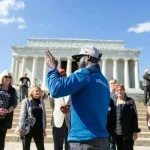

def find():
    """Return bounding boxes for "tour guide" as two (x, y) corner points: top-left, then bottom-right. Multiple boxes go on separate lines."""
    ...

(45, 46), (110, 150)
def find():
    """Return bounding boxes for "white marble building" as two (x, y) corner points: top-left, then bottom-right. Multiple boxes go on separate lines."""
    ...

(11, 38), (141, 93)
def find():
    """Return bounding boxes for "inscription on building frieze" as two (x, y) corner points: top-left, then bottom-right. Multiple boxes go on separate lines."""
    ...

(27, 39), (124, 49)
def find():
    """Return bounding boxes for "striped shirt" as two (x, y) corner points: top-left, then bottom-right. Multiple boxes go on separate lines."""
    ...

(116, 100), (125, 135)
(116, 104), (122, 135)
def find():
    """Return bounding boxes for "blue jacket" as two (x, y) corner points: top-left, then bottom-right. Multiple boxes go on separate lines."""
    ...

(46, 64), (110, 141)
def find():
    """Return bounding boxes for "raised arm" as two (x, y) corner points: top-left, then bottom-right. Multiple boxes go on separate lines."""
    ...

(46, 67), (90, 98)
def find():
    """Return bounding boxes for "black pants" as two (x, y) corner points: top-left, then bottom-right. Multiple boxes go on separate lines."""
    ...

(21, 130), (45, 150)
(144, 86), (150, 105)
(53, 121), (68, 150)
(69, 138), (109, 150)
(115, 135), (134, 150)
(0, 127), (7, 150)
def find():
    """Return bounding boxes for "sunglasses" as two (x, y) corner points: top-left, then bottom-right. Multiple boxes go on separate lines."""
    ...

(4, 76), (12, 79)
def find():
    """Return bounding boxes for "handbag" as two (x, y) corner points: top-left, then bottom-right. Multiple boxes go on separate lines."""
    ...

(15, 118), (31, 137)
(15, 99), (32, 137)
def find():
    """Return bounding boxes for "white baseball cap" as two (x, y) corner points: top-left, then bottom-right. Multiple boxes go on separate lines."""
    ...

(72, 45), (102, 61)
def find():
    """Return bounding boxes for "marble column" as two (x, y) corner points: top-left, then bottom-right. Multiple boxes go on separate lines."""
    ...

(20, 56), (27, 77)
(14, 58), (19, 84)
(42, 58), (47, 90)
(11, 56), (16, 78)
(31, 57), (38, 86)
(102, 58), (107, 77)
(134, 59), (140, 89)
(113, 58), (118, 81)
(124, 58), (130, 89)
(18, 61), (22, 79)
(66, 57), (72, 76)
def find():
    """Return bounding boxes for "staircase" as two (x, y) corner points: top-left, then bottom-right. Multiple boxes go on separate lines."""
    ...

(5, 100), (150, 146)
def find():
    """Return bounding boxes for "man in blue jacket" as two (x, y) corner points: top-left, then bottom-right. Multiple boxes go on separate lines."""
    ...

(45, 46), (110, 150)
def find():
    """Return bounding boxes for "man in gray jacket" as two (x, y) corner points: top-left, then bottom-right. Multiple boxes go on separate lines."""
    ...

(143, 69), (150, 105)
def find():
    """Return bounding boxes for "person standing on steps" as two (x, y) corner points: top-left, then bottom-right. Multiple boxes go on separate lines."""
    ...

(0, 70), (18, 150)
(18, 85), (47, 150)
(50, 68), (70, 150)
(19, 73), (31, 102)
(45, 46), (110, 150)
(143, 69), (150, 106)
(108, 78), (118, 150)
(113, 83), (140, 150)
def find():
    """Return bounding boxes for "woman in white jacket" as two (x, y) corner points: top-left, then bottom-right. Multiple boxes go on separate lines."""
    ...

(50, 68), (70, 150)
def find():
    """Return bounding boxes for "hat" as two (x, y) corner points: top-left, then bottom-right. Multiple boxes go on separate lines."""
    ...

(58, 68), (66, 76)
(72, 46), (102, 62)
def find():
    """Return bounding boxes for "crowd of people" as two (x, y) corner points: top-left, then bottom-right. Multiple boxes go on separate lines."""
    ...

(0, 45), (149, 150)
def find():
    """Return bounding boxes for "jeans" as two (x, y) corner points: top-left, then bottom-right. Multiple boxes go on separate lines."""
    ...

(69, 138), (109, 150)
(0, 128), (7, 150)
(53, 121), (69, 150)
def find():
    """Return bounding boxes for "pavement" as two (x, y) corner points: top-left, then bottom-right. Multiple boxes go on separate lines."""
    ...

(4, 142), (150, 150)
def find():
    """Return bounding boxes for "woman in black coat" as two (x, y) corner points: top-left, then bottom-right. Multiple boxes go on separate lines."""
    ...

(0, 70), (18, 150)
(108, 83), (140, 150)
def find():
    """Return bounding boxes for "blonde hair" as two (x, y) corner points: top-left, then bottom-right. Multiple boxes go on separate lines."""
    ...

(28, 85), (42, 100)
(0, 70), (13, 86)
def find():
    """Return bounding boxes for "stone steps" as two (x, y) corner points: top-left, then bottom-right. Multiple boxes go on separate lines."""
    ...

(7, 128), (52, 134)
(7, 128), (150, 139)
(11, 122), (52, 129)
(5, 134), (150, 146)
(138, 121), (147, 126)
(134, 138), (150, 146)
(5, 102), (150, 146)
(5, 134), (53, 143)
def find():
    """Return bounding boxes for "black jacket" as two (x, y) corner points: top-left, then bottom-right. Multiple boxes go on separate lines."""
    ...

(0, 86), (18, 129)
(107, 98), (116, 135)
(107, 96), (141, 139)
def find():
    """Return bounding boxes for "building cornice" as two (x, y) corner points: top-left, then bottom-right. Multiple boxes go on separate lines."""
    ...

(11, 45), (141, 53)
(21, 38), (126, 50)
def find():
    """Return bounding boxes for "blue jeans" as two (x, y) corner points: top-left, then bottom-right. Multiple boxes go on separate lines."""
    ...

(109, 136), (116, 150)
(69, 138), (109, 150)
